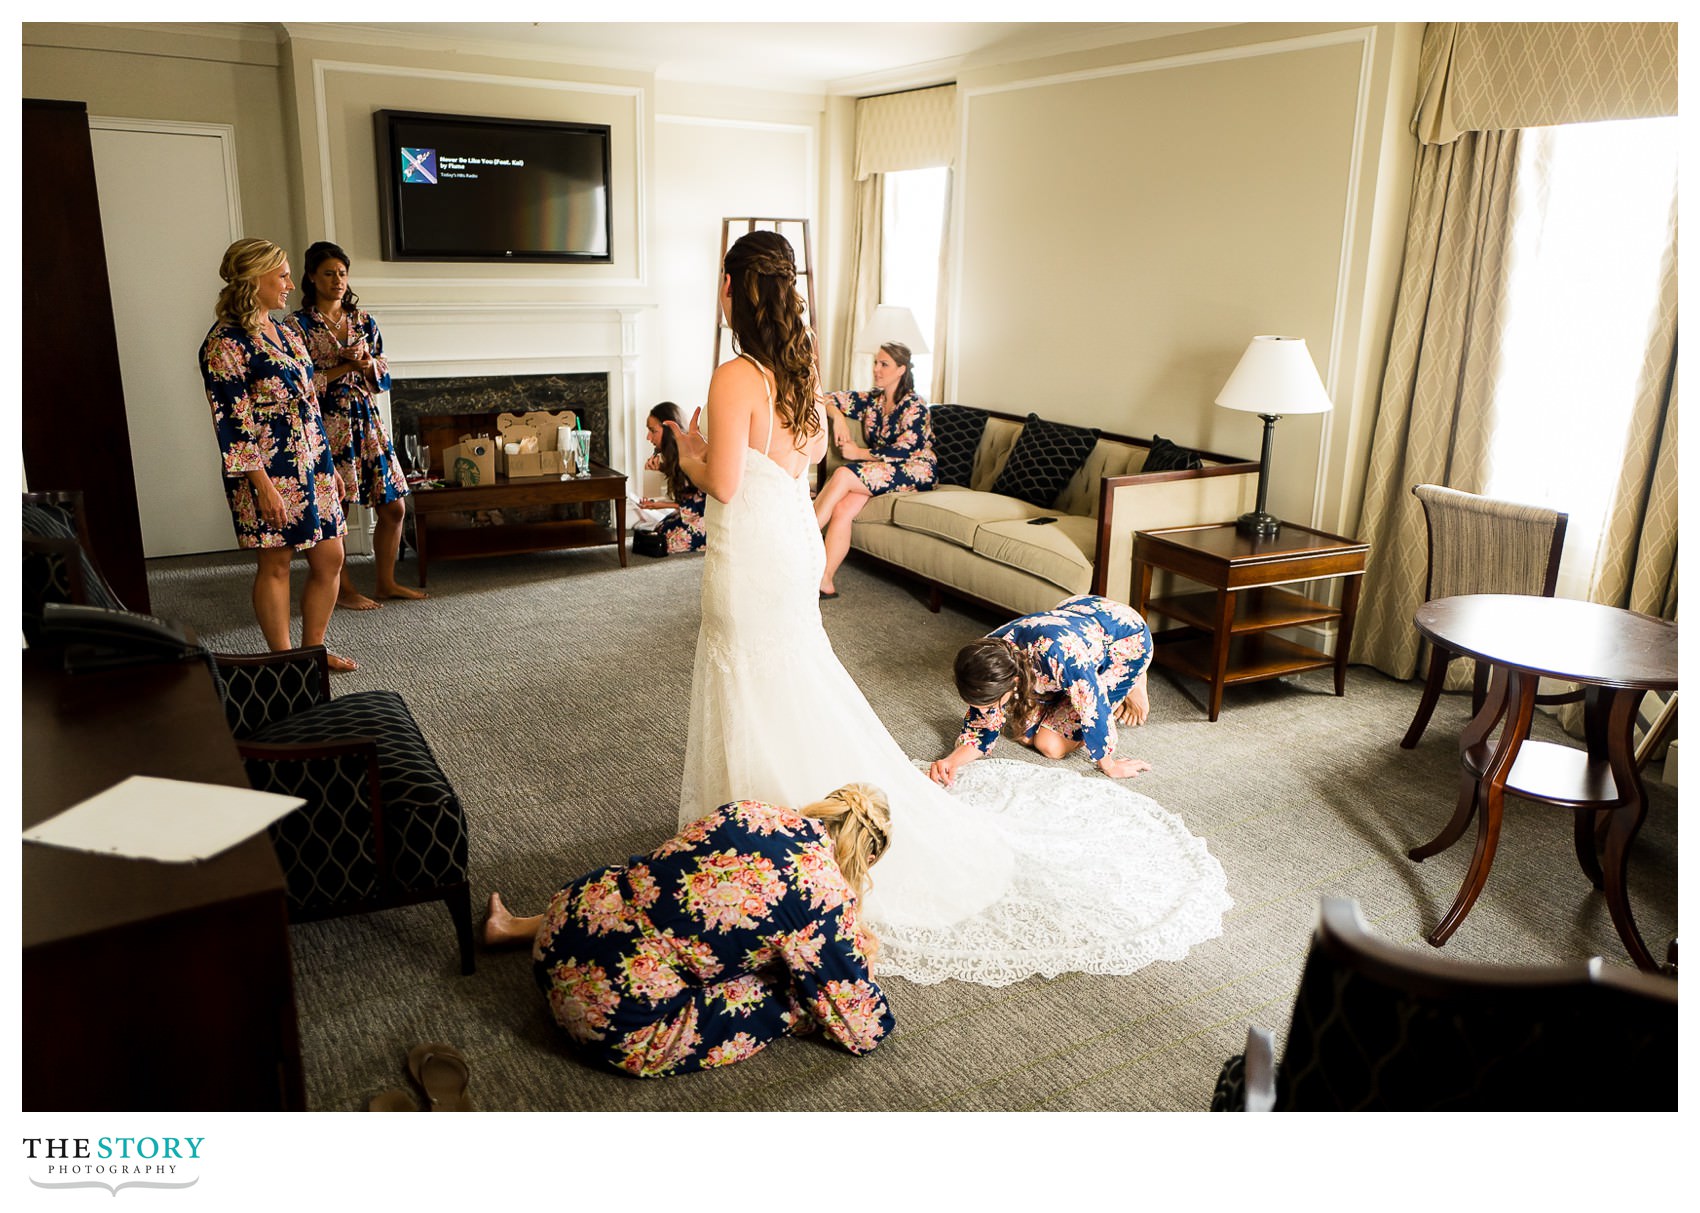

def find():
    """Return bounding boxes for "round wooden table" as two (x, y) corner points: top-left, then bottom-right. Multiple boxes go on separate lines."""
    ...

(1409, 594), (1677, 972)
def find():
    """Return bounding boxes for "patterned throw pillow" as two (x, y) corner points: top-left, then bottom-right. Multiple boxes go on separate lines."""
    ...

(1142, 434), (1204, 472)
(928, 404), (989, 486)
(989, 414), (1102, 508)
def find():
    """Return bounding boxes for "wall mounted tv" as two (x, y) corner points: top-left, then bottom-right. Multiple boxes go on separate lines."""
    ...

(374, 109), (612, 263)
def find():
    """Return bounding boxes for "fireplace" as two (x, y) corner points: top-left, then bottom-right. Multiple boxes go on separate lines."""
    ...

(388, 372), (615, 531)
(388, 372), (610, 468)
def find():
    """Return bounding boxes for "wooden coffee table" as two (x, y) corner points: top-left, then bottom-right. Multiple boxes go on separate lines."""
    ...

(1133, 522), (1370, 720)
(409, 465), (628, 587)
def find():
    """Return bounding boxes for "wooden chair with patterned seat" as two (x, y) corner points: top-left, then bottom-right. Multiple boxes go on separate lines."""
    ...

(1399, 482), (1577, 748)
(1209, 898), (1676, 1111)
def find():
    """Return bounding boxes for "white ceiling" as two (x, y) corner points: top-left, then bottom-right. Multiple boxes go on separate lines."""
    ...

(286, 21), (1231, 95)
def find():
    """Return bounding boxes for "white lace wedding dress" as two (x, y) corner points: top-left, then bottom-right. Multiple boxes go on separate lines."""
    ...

(679, 425), (1231, 987)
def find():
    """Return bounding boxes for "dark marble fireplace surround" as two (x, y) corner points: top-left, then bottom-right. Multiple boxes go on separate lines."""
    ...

(388, 372), (614, 530)
(389, 372), (610, 468)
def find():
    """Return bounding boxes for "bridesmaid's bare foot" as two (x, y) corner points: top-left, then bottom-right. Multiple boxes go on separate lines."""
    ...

(378, 583), (428, 601)
(337, 591), (382, 611)
(326, 651), (359, 673)
(484, 892), (544, 948)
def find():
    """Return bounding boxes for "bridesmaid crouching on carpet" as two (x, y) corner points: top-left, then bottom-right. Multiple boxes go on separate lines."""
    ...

(485, 784), (895, 1078)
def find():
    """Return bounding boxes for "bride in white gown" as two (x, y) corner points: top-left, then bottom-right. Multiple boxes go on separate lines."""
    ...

(673, 232), (1229, 987)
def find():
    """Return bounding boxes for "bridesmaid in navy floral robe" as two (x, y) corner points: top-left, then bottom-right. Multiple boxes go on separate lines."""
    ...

(813, 341), (935, 597)
(931, 594), (1155, 785)
(288, 240), (424, 609)
(199, 237), (353, 669)
(639, 401), (707, 554)
(486, 787), (895, 1078)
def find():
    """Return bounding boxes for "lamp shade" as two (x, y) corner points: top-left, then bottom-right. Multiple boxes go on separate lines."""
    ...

(856, 304), (930, 356)
(1215, 335), (1332, 416)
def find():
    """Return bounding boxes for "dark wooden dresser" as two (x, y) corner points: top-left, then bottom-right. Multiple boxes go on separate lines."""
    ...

(22, 650), (306, 1110)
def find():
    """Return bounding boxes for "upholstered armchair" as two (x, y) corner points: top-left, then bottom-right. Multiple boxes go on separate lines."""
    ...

(1210, 898), (1675, 1111)
(213, 647), (475, 975)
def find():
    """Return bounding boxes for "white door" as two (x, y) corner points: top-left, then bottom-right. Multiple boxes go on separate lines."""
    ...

(90, 120), (243, 556)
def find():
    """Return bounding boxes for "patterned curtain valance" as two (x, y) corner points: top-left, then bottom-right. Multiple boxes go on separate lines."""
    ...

(1413, 22), (1677, 145)
(854, 84), (958, 179)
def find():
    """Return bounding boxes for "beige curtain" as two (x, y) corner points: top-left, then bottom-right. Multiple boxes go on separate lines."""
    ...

(1350, 129), (1523, 678)
(1353, 21), (1678, 682)
(844, 85), (957, 388)
(930, 168), (954, 401)
(1415, 22), (1678, 145)
(839, 175), (884, 389)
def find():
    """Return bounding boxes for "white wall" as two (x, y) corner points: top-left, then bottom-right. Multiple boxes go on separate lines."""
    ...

(651, 115), (816, 414)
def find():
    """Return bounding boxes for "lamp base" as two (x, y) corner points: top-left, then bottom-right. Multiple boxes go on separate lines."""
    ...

(1236, 510), (1281, 539)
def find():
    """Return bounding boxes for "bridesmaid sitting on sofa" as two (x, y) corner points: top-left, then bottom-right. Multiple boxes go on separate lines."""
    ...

(812, 340), (936, 599)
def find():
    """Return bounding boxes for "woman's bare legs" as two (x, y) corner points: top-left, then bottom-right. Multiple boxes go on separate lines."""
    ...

(484, 892), (545, 947)
(302, 537), (357, 671)
(812, 465), (866, 529)
(816, 469), (872, 595)
(252, 548), (295, 652)
(372, 498), (426, 600)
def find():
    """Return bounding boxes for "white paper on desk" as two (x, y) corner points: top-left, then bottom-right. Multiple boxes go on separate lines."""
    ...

(23, 775), (305, 863)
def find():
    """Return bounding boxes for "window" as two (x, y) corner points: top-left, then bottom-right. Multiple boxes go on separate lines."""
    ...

(879, 166), (950, 396)
(1487, 116), (1678, 600)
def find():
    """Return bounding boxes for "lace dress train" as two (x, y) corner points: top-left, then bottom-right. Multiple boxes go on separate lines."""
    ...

(680, 450), (1230, 987)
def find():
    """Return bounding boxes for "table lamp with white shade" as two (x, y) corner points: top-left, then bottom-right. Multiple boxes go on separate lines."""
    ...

(1214, 335), (1333, 539)
(855, 305), (930, 356)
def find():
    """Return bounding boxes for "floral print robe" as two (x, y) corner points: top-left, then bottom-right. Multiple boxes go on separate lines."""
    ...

(199, 321), (346, 550)
(534, 800), (894, 1078)
(959, 594), (1153, 764)
(656, 484), (708, 554)
(287, 307), (409, 508)
(831, 388), (937, 494)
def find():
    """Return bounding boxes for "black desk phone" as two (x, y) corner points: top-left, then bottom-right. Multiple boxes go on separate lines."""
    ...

(38, 602), (205, 670)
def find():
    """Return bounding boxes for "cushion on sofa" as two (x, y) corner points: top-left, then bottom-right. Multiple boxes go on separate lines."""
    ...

(972, 514), (1098, 594)
(890, 489), (1045, 549)
(990, 414), (1102, 507)
(1142, 434), (1205, 471)
(927, 405), (990, 486)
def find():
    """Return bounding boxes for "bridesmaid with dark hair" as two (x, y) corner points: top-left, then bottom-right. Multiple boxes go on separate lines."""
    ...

(931, 594), (1155, 786)
(288, 240), (425, 609)
(638, 401), (707, 554)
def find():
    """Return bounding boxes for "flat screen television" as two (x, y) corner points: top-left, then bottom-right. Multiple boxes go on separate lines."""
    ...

(374, 109), (612, 263)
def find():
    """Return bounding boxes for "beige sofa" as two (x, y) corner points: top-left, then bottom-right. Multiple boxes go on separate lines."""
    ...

(827, 409), (1259, 617)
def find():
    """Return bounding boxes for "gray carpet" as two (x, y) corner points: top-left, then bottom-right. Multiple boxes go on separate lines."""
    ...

(144, 543), (1679, 1111)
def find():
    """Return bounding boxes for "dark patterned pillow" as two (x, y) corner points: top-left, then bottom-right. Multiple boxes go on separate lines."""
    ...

(1142, 434), (1204, 472)
(990, 414), (1101, 507)
(928, 404), (989, 487)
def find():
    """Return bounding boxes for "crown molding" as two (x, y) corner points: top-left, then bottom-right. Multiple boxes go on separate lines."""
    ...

(279, 21), (657, 78)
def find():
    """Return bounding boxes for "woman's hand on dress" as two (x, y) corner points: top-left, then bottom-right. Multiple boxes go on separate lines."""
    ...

(1097, 755), (1152, 779)
(836, 433), (871, 461)
(253, 476), (285, 529)
(928, 745), (979, 787)
(664, 408), (708, 461)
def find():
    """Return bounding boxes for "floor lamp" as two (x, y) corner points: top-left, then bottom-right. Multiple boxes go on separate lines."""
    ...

(1214, 335), (1333, 539)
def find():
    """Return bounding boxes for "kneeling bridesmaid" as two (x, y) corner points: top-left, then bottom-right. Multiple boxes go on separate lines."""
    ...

(931, 593), (1154, 785)
(486, 784), (895, 1078)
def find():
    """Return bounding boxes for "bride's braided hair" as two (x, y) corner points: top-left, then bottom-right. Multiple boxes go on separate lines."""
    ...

(953, 637), (1039, 739)
(723, 231), (822, 452)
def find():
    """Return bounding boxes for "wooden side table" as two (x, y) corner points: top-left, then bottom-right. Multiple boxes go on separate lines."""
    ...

(1133, 522), (1370, 720)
